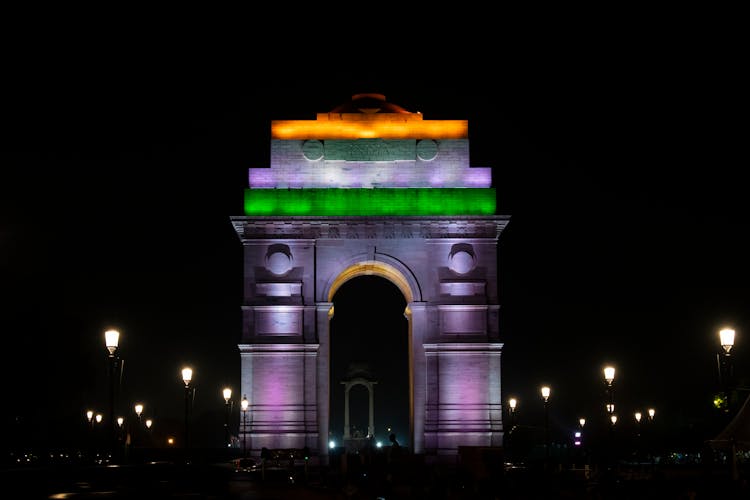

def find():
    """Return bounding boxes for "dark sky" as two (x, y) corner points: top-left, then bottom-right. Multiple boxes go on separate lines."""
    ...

(1, 33), (747, 449)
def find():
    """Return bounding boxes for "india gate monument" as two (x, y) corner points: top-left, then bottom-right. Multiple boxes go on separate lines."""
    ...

(231, 93), (510, 463)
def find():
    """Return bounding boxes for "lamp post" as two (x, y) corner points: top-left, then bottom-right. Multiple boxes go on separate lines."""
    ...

(603, 365), (615, 416)
(117, 416), (124, 450)
(577, 417), (586, 466)
(223, 387), (233, 449)
(506, 397), (518, 462)
(105, 329), (120, 460)
(182, 367), (194, 452)
(716, 327), (736, 412)
(241, 395), (249, 458)
(132, 403), (143, 447)
(541, 386), (551, 468)
(634, 411), (642, 459)
(645, 408), (656, 464)
(508, 397), (517, 428)
(609, 413), (618, 462)
(603, 366), (616, 468)
(634, 412), (642, 434)
(86, 410), (95, 458)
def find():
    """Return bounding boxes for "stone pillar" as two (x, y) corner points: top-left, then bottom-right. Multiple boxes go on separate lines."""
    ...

(343, 385), (351, 438)
(407, 302), (428, 454)
(316, 302), (333, 462)
(368, 384), (375, 437)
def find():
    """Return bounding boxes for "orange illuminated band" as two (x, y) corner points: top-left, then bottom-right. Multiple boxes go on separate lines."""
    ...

(271, 120), (468, 140)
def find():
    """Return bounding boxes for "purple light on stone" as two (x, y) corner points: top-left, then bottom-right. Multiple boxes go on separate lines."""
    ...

(429, 172), (446, 187)
(249, 169), (275, 188)
(465, 168), (492, 188)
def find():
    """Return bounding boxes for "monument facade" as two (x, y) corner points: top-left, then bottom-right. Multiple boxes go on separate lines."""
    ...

(231, 93), (510, 462)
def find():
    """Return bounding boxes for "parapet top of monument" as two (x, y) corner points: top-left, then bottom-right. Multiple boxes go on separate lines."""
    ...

(271, 93), (468, 140)
(324, 93), (417, 118)
(244, 92), (497, 216)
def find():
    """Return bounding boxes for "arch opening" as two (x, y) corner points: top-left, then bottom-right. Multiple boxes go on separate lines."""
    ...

(330, 275), (409, 450)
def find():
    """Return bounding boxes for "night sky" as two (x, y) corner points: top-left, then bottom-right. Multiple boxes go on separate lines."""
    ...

(1, 35), (747, 451)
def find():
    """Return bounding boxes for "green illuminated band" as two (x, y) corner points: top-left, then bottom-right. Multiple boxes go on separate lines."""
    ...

(244, 188), (496, 216)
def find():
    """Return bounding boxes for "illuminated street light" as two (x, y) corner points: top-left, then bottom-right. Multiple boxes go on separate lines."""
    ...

(716, 327), (737, 412)
(117, 417), (124, 427)
(540, 386), (551, 468)
(145, 419), (153, 429)
(603, 365), (616, 418)
(610, 414), (617, 425)
(635, 412), (642, 423)
(222, 387), (233, 448)
(541, 386), (550, 402)
(182, 366), (194, 451)
(104, 329), (121, 461)
(603, 366), (615, 386)
(134, 403), (144, 421)
(508, 397), (517, 429)
(95, 414), (103, 424)
(86, 410), (94, 424)
(579, 418), (586, 428)
(105, 329), (120, 356)
(720, 328), (735, 354)
(648, 408), (655, 420)
(241, 395), (249, 457)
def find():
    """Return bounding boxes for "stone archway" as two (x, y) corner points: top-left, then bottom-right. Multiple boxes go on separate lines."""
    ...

(326, 261), (416, 453)
(342, 377), (376, 440)
(231, 93), (510, 464)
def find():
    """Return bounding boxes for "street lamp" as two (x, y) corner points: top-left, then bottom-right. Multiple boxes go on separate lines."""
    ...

(610, 414), (617, 425)
(541, 386), (551, 402)
(648, 408), (655, 421)
(241, 395), (249, 457)
(603, 365), (615, 416)
(541, 386), (551, 466)
(505, 397), (518, 462)
(85, 410), (95, 457)
(104, 329), (120, 459)
(134, 403), (144, 422)
(508, 397), (517, 428)
(604, 366), (615, 385)
(146, 419), (153, 429)
(579, 418), (586, 428)
(223, 387), (233, 448)
(182, 367), (194, 452)
(717, 327), (736, 411)
(720, 328), (735, 354)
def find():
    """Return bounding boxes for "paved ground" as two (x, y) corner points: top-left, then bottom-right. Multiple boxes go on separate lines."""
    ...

(2, 460), (749, 499)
